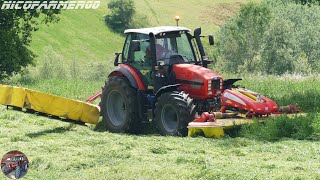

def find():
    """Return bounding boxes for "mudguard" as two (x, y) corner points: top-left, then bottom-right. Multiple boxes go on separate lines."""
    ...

(155, 84), (181, 99)
(108, 64), (146, 91)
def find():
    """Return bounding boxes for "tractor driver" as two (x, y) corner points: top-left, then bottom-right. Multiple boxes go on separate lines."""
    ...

(144, 44), (175, 89)
(145, 44), (172, 66)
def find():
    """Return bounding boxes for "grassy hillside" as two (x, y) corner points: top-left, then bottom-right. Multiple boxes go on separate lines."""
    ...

(29, 7), (123, 65)
(30, 0), (248, 65)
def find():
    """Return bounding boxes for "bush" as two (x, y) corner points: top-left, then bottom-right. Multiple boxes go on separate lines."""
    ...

(105, 0), (149, 33)
(105, 0), (135, 33)
(216, 0), (320, 75)
(260, 18), (296, 74)
(39, 46), (66, 79)
(37, 46), (111, 81)
(216, 2), (272, 73)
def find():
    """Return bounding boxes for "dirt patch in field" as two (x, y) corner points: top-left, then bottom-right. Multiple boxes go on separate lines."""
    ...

(199, 2), (243, 26)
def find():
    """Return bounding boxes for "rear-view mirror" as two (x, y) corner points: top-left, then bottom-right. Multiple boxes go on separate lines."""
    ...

(209, 35), (214, 45)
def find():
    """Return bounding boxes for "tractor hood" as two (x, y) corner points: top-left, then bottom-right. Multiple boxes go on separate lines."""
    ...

(172, 64), (223, 99)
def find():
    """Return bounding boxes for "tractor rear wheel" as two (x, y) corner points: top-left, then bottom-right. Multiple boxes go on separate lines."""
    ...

(100, 76), (138, 133)
(154, 91), (196, 136)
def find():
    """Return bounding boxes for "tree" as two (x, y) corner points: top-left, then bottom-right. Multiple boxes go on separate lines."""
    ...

(0, 1), (61, 80)
(217, 2), (272, 73)
(216, 0), (320, 74)
(269, 1), (320, 73)
(260, 18), (296, 74)
(105, 0), (135, 33)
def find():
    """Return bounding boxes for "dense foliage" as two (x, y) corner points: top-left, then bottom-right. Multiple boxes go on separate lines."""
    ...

(105, 0), (135, 33)
(0, 1), (60, 80)
(105, 0), (149, 33)
(216, 1), (320, 74)
(293, 0), (320, 5)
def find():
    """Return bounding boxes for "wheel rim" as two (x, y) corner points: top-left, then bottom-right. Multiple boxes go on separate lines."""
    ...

(161, 104), (178, 132)
(106, 90), (126, 126)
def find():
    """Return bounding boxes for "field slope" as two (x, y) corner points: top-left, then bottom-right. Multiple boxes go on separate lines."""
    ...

(29, 0), (247, 65)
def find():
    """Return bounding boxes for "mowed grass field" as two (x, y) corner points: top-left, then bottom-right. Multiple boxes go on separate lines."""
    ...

(1, 76), (320, 179)
(1, 0), (320, 179)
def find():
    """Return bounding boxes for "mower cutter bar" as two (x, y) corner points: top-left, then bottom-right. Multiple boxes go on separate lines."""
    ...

(0, 85), (100, 124)
(188, 113), (305, 138)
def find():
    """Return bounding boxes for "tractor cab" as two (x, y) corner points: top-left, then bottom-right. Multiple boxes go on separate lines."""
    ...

(114, 26), (214, 91)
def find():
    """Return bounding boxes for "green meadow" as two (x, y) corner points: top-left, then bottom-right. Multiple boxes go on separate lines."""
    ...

(1, 0), (320, 179)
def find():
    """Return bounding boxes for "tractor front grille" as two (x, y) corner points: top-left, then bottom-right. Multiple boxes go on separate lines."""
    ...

(212, 79), (221, 89)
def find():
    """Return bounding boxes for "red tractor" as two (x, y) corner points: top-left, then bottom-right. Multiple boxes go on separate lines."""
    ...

(1, 152), (28, 178)
(99, 26), (282, 136)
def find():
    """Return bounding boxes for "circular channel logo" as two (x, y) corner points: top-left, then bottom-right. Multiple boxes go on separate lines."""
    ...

(1, 150), (29, 179)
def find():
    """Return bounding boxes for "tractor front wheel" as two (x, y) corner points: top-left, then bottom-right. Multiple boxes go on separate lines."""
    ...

(100, 76), (138, 133)
(154, 91), (196, 136)
(15, 166), (21, 178)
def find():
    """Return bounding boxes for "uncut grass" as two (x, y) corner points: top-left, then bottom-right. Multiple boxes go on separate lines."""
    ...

(239, 114), (320, 141)
(235, 75), (320, 112)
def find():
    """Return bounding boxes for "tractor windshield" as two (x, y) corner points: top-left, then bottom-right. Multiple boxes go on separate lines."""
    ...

(155, 32), (195, 63)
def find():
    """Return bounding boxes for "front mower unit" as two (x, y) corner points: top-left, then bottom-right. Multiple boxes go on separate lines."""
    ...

(187, 87), (302, 138)
(221, 88), (279, 115)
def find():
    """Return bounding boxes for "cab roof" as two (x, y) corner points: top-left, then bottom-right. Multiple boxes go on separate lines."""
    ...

(124, 26), (191, 35)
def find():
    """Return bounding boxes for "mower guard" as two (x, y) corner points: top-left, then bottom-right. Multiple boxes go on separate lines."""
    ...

(0, 85), (99, 124)
(188, 114), (305, 138)
(188, 87), (303, 138)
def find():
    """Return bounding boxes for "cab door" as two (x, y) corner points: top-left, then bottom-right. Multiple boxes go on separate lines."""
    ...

(122, 33), (153, 90)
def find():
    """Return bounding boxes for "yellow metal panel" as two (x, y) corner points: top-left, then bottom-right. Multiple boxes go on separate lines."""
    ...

(25, 89), (99, 124)
(80, 104), (100, 124)
(188, 126), (225, 138)
(0, 84), (99, 124)
(202, 127), (225, 138)
(26, 89), (79, 119)
(0, 85), (26, 107)
(188, 122), (225, 138)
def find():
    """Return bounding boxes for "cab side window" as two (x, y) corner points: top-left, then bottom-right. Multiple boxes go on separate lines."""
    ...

(132, 34), (150, 64)
(122, 33), (150, 65)
(122, 34), (132, 63)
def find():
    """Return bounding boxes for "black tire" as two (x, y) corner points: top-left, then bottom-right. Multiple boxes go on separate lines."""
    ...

(154, 91), (196, 136)
(15, 166), (21, 178)
(100, 76), (139, 133)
